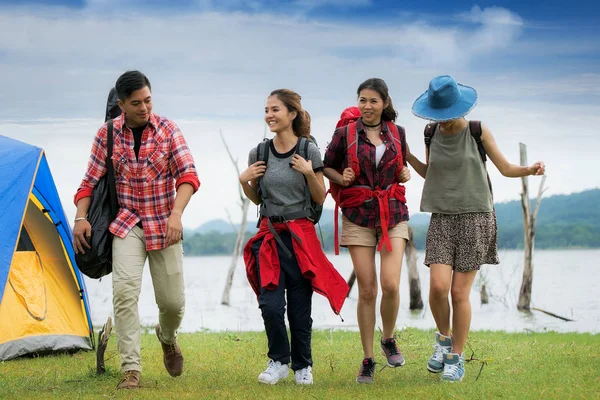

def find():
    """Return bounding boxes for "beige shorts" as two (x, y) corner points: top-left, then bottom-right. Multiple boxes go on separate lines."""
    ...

(340, 215), (410, 247)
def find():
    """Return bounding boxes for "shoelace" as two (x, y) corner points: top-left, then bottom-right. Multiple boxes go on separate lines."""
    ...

(359, 360), (375, 377)
(297, 368), (311, 381)
(443, 363), (461, 377)
(165, 342), (179, 355)
(120, 371), (138, 384)
(432, 344), (444, 361)
(265, 361), (281, 375)
(382, 339), (400, 356)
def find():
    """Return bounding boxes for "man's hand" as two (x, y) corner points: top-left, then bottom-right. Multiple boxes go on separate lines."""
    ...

(73, 220), (92, 254)
(165, 211), (183, 246)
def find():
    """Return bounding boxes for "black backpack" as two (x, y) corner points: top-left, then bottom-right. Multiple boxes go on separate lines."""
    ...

(74, 88), (120, 279)
(256, 135), (323, 225)
(424, 120), (493, 196)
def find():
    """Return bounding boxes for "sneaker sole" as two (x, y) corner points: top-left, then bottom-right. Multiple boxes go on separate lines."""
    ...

(427, 365), (443, 374)
(356, 378), (374, 384)
(441, 377), (464, 383)
(258, 371), (288, 385)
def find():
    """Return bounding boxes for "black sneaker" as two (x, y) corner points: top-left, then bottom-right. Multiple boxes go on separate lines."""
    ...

(356, 357), (375, 384)
(381, 337), (405, 367)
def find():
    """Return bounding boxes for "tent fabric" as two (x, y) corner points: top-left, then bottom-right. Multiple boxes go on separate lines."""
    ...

(0, 135), (93, 361)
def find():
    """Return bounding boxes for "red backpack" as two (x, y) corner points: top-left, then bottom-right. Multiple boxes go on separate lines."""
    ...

(328, 106), (406, 254)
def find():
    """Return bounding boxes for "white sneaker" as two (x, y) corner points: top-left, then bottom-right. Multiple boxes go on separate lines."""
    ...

(294, 366), (313, 385)
(258, 359), (289, 384)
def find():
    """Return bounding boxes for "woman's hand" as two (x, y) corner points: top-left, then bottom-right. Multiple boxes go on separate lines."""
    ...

(341, 167), (355, 186)
(399, 166), (411, 183)
(239, 161), (267, 184)
(290, 154), (314, 176)
(528, 161), (545, 176)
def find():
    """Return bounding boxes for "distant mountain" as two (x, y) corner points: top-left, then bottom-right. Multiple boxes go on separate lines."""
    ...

(184, 189), (600, 255)
(195, 209), (432, 234)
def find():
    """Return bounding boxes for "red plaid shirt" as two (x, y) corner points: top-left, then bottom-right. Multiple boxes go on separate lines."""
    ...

(75, 113), (200, 250)
(323, 118), (409, 228)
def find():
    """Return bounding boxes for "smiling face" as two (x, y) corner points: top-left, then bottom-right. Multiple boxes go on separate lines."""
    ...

(118, 86), (152, 128)
(358, 88), (388, 126)
(264, 95), (296, 134)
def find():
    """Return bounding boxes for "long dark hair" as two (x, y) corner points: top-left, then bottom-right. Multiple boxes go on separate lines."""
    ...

(269, 89), (311, 138)
(357, 78), (397, 122)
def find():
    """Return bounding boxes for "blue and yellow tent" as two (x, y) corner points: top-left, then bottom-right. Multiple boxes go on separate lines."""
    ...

(0, 135), (93, 360)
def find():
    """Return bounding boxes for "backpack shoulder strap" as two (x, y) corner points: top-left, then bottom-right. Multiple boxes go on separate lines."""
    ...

(256, 138), (271, 165)
(424, 122), (438, 150)
(469, 120), (487, 162)
(106, 119), (118, 219)
(346, 121), (360, 173)
(297, 136), (310, 160)
(386, 121), (403, 146)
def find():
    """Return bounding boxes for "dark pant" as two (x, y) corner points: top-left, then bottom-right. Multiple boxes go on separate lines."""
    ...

(253, 231), (313, 371)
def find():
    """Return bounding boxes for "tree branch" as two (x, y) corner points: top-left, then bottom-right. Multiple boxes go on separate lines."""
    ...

(220, 129), (245, 200)
(532, 175), (547, 223)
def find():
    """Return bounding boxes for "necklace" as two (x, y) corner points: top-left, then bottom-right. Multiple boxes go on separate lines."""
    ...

(363, 121), (382, 128)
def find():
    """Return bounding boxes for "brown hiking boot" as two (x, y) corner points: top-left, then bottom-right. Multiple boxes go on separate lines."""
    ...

(156, 324), (184, 377)
(116, 370), (141, 389)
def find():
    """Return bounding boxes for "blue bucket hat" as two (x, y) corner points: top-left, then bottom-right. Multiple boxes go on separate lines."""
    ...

(412, 75), (477, 122)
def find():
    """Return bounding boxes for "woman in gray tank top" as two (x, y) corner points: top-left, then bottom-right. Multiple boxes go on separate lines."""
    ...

(407, 75), (545, 382)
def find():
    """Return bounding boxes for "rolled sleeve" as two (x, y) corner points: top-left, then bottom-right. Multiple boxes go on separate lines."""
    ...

(169, 124), (199, 193)
(323, 127), (346, 170)
(74, 125), (108, 205)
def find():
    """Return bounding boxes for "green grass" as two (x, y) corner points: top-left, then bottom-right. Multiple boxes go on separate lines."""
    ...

(0, 329), (599, 399)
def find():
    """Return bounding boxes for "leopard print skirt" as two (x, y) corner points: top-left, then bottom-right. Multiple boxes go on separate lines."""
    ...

(424, 212), (500, 272)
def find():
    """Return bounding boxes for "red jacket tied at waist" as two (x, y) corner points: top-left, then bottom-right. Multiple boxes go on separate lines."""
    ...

(244, 218), (349, 315)
(338, 184), (406, 252)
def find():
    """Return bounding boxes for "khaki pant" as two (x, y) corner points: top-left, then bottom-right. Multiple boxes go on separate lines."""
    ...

(112, 226), (185, 372)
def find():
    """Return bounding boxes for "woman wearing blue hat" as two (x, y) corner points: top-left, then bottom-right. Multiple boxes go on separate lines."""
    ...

(407, 75), (545, 382)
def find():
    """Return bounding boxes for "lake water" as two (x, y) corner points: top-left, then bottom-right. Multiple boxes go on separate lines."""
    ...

(84, 249), (600, 334)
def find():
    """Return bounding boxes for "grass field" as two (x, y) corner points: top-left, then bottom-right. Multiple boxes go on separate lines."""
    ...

(0, 328), (599, 399)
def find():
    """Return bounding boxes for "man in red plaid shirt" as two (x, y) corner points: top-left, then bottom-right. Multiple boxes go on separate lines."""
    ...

(72, 71), (200, 389)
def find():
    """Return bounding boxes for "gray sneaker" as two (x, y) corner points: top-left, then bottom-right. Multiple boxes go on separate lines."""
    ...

(427, 332), (452, 373)
(380, 338), (405, 367)
(356, 357), (376, 384)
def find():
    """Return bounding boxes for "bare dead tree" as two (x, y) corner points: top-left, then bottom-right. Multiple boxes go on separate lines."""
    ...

(405, 226), (424, 309)
(517, 142), (547, 311)
(346, 271), (356, 298)
(221, 129), (251, 306)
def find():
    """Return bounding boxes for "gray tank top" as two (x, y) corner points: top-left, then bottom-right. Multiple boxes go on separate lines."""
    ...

(420, 124), (493, 214)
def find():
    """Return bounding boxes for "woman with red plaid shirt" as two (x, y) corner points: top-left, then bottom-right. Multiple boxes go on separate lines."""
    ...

(323, 78), (411, 384)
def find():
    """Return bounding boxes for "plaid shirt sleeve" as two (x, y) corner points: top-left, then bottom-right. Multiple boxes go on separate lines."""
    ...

(323, 126), (346, 170)
(73, 124), (108, 204)
(168, 124), (200, 192)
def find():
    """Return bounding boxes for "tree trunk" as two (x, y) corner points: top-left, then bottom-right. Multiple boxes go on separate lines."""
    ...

(517, 143), (546, 311)
(221, 198), (249, 306)
(220, 129), (251, 307)
(405, 226), (423, 310)
(480, 284), (489, 305)
(346, 271), (356, 297)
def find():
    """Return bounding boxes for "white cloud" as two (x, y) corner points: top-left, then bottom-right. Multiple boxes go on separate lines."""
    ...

(0, 4), (597, 227)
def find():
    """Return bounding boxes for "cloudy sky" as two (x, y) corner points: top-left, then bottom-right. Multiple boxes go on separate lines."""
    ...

(0, 0), (598, 228)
